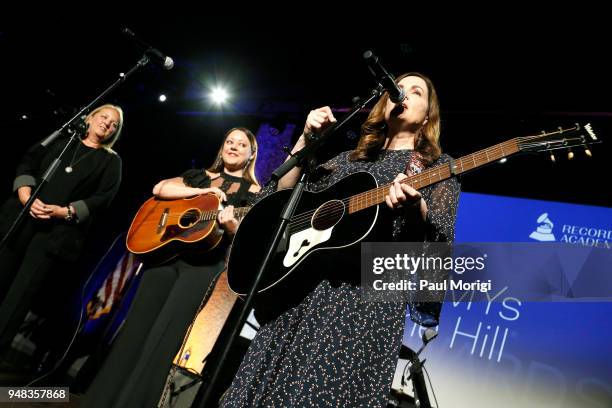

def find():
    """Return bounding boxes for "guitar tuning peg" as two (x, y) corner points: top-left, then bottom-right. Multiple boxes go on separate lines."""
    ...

(549, 152), (556, 163)
(567, 149), (574, 160)
(584, 146), (593, 157)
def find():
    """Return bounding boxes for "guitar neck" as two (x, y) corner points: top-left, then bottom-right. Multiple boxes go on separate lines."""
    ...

(199, 206), (251, 222)
(348, 138), (521, 213)
(233, 207), (251, 222)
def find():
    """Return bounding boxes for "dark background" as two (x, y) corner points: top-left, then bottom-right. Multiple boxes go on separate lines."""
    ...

(1, 17), (610, 266)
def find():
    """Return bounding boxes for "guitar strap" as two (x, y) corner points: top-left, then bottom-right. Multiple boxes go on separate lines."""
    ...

(405, 153), (457, 178)
(404, 152), (425, 177)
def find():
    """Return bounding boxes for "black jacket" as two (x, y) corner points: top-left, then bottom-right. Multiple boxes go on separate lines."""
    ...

(0, 138), (122, 261)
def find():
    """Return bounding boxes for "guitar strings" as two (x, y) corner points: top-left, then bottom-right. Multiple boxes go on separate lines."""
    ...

(136, 129), (582, 232)
(137, 141), (509, 232)
(286, 137), (544, 231)
(132, 208), (249, 226)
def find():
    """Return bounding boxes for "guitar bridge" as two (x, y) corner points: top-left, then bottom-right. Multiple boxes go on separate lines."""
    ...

(157, 208), (169, 234)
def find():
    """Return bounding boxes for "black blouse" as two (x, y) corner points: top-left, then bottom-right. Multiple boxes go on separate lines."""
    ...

(181, 169), (258, 207)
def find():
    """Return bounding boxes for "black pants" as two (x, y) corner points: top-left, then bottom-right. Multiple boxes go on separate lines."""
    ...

(82, 256), (224, 408)
(0, 229), (67, 352)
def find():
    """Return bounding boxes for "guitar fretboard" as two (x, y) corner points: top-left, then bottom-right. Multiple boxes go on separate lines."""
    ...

(199, 207), (250, 222)
(348, 138), (520, 213)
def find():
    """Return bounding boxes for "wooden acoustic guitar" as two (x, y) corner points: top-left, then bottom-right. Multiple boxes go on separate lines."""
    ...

(126, 193), (249, 264)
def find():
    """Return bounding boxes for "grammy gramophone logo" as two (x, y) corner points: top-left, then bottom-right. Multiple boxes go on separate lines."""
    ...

(529, 212), (556, 242)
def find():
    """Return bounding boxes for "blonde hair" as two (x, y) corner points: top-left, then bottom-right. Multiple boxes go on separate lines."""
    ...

(348, 72), (441, 166)
(85, 104), (124, 152)
(207, 127), (260, 186)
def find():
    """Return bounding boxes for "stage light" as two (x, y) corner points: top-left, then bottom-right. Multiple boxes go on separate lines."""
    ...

(210, 87), (229, 105)
(159, 94), (167, 102)
(499, 158), (507, 164)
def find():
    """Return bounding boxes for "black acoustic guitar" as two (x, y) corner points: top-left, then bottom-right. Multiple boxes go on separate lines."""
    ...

(227, 124), (599, 301)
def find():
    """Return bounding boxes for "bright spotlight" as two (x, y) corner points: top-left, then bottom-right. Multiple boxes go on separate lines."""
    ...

(210, 87), (229, 104)
(159, 94), (167, 102)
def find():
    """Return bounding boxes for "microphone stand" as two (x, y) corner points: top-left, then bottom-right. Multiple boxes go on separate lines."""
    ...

(404, 346), (432, 408)
(398, 328), (438, 408)
(192, 84), (384, 407)
(0, 55), (152, 250)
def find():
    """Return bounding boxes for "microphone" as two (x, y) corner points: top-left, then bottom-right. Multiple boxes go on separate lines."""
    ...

(122, 28), (174, 70)
(363, 50), (405, 103)
(40, 130), (61, 147)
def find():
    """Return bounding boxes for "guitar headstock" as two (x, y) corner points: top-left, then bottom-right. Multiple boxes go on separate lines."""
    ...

(517, 123), (600, 161)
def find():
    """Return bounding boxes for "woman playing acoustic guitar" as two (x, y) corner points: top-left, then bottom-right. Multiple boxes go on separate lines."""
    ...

(83, 127), (260, 408)
(222, 73), (461, 407)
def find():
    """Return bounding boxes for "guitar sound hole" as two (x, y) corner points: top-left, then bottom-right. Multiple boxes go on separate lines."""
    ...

(312, 200), (345, 231)
(179, 209), (201, 228)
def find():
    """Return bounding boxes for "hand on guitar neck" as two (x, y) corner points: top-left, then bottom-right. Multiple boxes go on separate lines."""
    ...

(386, 173), (428, 221)
(218, 205), (239, 235)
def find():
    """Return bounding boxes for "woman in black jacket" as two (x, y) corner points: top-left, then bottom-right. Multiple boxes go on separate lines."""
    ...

(0, 104), (123, 356)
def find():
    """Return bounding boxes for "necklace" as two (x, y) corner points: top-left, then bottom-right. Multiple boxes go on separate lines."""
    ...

(65, 142), (95, 173)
